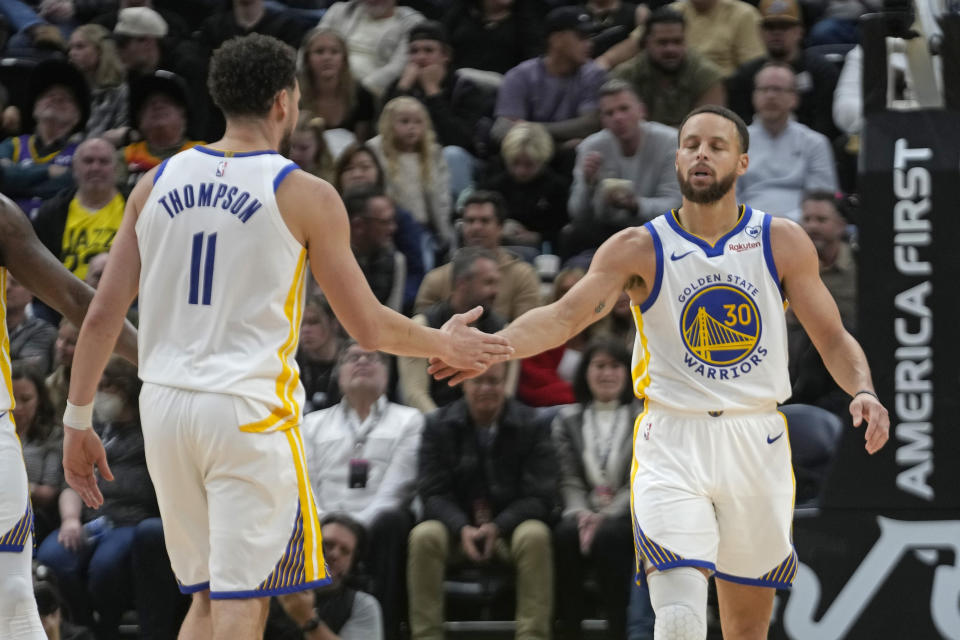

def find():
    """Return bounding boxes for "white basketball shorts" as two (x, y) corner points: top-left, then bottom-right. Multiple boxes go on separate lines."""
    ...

(140, 383), (330, 599)
(0, 412), (33, 554)
(630, 402), (797, 589)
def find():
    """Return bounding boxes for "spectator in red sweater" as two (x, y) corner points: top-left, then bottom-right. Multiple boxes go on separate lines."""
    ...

(516, 267), (588, 407)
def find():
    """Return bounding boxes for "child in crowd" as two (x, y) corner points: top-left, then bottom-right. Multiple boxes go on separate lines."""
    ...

(368, 96), (452, 253)
(478, 121), (569, 249)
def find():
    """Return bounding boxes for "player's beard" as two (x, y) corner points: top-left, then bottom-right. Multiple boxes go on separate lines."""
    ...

(677, 166), (738, 204)
(279, 113), (296, 153)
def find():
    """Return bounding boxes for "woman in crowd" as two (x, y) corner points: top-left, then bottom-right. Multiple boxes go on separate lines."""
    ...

(298, 26), (375, 148)
(551, 337), (638, 639)
(287, 113), (336, 184)
(477, 122), (569, 249)
(66, 24), (129, 144)
(335, 141), (426, 308)
(37, 357), (161, 639)
(368, 97), (451, 255)
(11, 362), (62, 541)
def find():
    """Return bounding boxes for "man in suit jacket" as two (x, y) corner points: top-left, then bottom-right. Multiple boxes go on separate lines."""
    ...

(407, 361), (558, 640)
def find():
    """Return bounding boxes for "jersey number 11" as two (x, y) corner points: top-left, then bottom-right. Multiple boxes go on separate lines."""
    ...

(189, 231), (217, 305)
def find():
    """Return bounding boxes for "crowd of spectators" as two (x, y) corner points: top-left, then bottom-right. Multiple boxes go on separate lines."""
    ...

(1, 0), (869, 638)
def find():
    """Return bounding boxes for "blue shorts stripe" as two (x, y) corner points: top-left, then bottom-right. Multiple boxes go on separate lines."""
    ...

(716, 548), (797, 590)
(0, 505), (33, 552)
(255, 503), (323, 594)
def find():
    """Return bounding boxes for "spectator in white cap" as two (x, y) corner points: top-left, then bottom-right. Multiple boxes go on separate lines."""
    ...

(91, 0), (191, 41)
(113, 6), (169, 75)
(111, 5), (215, 138)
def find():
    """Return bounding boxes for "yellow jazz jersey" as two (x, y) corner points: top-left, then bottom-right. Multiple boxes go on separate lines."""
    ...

(62, 193), (125, 280)
(0, 267), (12, 422)
(135, 147), (307, 432)
(631, 206), (791, 411)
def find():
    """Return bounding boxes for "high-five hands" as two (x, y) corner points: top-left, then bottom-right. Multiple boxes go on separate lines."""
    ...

(433, 306), (512, 384)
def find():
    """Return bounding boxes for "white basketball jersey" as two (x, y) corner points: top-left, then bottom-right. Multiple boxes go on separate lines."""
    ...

(0, 267), (12, 421)
(136, 147), (307, 432)
(631, 206), (791, 411)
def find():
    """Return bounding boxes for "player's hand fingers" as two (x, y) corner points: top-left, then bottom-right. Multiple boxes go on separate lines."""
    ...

(96, 449), (114, 482)
(428, 363), (456, 379)
(849, 396), (864, 427)
(453, 306), (483, 326)
(864, 403), (890, 454)
(69, 472), (101, 509)
(448, 369), (482, 386)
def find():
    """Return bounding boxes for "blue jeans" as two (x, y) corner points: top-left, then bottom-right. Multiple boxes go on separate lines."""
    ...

(0, 0), (43, 32)
(626, 578), (656, 640)
(808, 17), (859, 46)
(37, 520), (136, 638)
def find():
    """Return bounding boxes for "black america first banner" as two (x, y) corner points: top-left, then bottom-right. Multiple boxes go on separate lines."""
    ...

(769, 108), (960, 638)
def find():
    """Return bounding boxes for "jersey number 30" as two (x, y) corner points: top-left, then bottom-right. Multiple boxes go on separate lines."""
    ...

(189, 231), (217, 305)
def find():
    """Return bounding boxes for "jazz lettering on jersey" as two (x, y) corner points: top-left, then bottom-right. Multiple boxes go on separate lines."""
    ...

(157, 182), (262, 223)
(677, 273), (769, 381)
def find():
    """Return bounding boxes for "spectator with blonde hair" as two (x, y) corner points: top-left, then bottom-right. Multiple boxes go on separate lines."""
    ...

(368, 96), (452, 256)
(67, 24), (130, 143)
(297, 26), (375, 145)
(318, 0), (425, 98)
(477, 121), (569, 248)
(286, 113), (336, 184)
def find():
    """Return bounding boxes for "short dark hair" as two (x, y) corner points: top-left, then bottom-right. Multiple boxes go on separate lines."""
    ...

(409, 20), (449, 46)
(461, 190), (506, 224)
(572, 337), (634, 405)
(598, 78), (639, 101)
(802, 189), (839, 207)
(451, 247), (499, 285)
(678, 105), (750, 153)
(754, 60), (797, 87)
(333, 142), (385, 193)
(207, 34), (297, 118)
(342, 184), (387, 220)
(646, 7), (685, 32)
(320, 512), (366, 575)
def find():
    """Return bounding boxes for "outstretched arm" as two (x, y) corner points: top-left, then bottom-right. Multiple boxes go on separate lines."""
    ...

(431, 227), (654, 383)
(500, 228), (651, 358)
(62, 170), (147, 509)
(280, 172), (511, 371)
(773, 219), (889, 454)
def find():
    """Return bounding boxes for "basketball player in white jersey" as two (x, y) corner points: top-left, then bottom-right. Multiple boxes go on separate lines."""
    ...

(61, 35), (511, 640)
(0, 197), (137, 639)
(432, 105), (890, 640)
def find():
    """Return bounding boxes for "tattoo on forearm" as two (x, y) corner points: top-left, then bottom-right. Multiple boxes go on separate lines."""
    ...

(594, 301), (606, 314)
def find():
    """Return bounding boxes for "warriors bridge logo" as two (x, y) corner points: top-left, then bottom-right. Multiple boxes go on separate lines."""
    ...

(679, 284), (767, 379)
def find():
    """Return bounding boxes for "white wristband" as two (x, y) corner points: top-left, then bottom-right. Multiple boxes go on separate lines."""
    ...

(63, 400), (94, 431)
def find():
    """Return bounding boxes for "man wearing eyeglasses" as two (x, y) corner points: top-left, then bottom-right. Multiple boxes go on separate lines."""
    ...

(301, 340), (423, 640)
(736, 61), (838, 222)
(725, 0), (840, 139)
